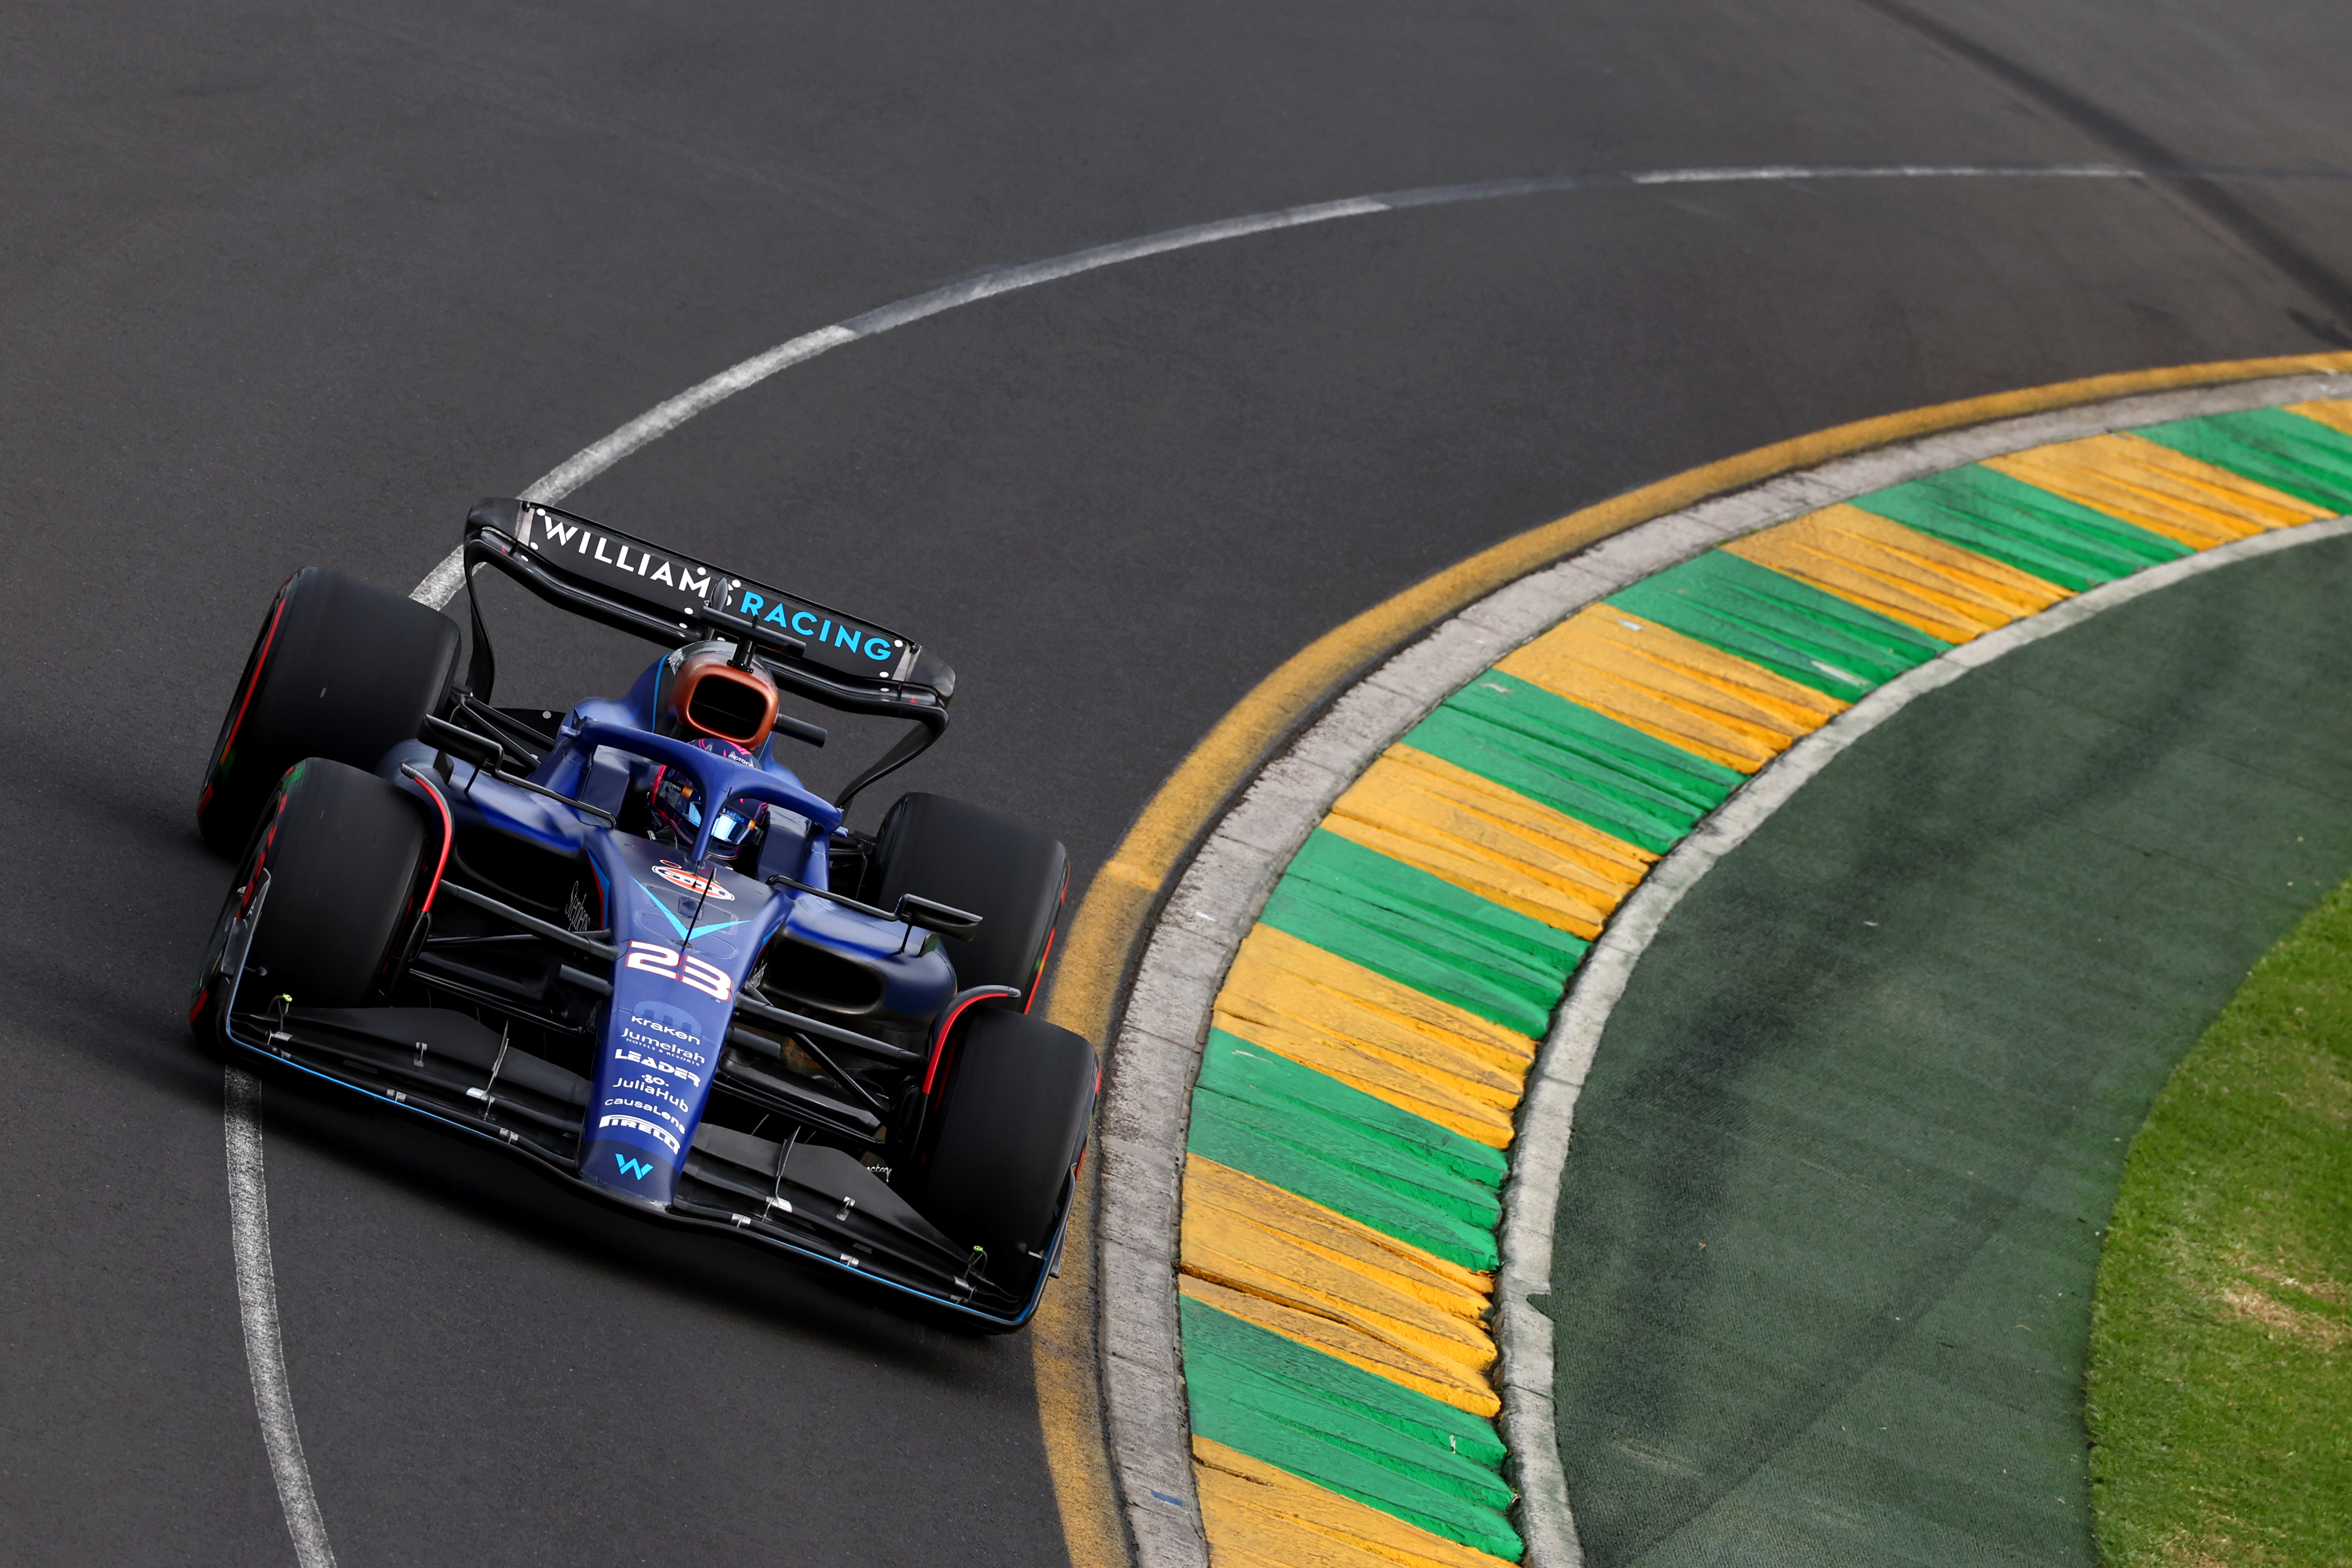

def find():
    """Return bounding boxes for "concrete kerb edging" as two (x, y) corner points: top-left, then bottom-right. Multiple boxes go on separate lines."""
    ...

(1092, 368), (2352, 1568)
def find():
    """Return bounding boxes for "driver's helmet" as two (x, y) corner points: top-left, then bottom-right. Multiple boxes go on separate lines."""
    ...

(649, 736), (766, 853)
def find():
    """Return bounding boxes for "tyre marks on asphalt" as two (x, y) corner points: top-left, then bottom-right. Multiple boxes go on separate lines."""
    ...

(1165, 398), (2352, 1566)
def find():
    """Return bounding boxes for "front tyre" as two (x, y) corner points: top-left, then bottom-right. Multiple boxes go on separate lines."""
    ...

(916, 1008), (1095, 1262)
(190, 759), (428, 1042)
(196, 567), (461, 855)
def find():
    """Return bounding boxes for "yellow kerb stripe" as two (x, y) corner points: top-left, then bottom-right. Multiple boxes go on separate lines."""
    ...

(1184, 1270), (1497, 1417)
(1038, 359), (2352, 1568)
(1721, 503), (2069, 642)
(1984, 432), (2330, 549)
(1194, 1435), (1517, 1568)
(2285, 397), (2352, 440)
(1225, 926), (1537, 1074)
(1496, 605), (1846, 772)
(1181, 1156), (1496, 1408)
(1213, 927), (1537, 1147)
(1212, 1005), (1515, 1147)
(1321, 747), (1654, 937)
(1186, 1154), (1493, 1307)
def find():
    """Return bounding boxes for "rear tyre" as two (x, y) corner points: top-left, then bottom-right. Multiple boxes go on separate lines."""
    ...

(196, 568), (462, 855)
(190, 760), (428, 1041)
(917, 1007), (1096, 1259)
(870, 793), (1067, 1003)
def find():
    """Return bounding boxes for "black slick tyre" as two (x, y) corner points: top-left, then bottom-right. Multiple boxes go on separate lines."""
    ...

(870, 793), (1067, 1003)
(917, 1007), (1096, 1259)
(197, 568), (462, 855)
(194, 760), (429, 1033)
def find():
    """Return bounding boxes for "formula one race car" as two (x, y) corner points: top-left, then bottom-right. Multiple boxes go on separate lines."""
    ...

(188, 499), (1094, 1329)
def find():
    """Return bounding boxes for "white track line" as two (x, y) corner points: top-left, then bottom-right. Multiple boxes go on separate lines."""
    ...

(395, 158), (2352, 608)
(220, 505), (500, 1567)
(224, 1066), (337, 1568)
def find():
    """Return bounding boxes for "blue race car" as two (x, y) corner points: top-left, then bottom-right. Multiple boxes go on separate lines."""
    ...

(189, 499), (1094, 1329)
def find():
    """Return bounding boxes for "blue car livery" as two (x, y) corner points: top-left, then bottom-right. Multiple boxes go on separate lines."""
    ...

(188, 500), (1094, 1330)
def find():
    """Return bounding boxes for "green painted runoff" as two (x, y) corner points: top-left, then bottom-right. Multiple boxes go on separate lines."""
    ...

(1546, 531), (2352, 1567)
(1176, 422), (2352, 1568)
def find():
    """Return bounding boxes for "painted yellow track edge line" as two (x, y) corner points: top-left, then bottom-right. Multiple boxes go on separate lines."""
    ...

(1034, 1163), (1134, 1568)
(1032, 349), (2352, 1568)
(1184, 424), (2352, 1555)
(1045, 350), (2352, 1052)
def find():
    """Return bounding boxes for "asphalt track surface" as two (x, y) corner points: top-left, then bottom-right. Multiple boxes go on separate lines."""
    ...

(7, 2), (2352, 1563)
(1548, 536), (2352, 1565)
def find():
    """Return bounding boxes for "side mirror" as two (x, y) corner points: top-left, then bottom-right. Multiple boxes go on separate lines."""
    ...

(893, 894), (983, 941)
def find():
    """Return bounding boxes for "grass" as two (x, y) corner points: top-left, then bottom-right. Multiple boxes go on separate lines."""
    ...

(2087, 873), (2352, 1567)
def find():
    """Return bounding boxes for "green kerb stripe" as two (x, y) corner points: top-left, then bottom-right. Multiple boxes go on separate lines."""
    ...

(1191, 1032), (1503, 1268)
(1264, 833), (1586, 1036)
(1406, 675), (1740, 854)
(1850, 463), (2189, 592)
(1607, 549), (1946, 698)
(1182, 1295), (1522, 1561)
(1176, 404), (2352, 1561)
(2133, 407), (2352, 512)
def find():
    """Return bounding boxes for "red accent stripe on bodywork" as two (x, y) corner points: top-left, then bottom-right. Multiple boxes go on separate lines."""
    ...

(922, 985), (1022, 1095)
(404, 768), (455, 912)
(1022, 872), (1067, 1015)
(1022, 923), (1056, 1015)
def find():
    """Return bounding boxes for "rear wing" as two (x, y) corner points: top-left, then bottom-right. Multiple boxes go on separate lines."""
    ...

(460, 498), (952, 807)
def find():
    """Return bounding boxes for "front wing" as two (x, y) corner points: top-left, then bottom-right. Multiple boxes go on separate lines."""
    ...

(207, 880), (1060, 1329)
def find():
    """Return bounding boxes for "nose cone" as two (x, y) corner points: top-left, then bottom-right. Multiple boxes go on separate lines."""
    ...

(583, 989), (715, 1209)
(579, 831), (780, 1211)
(582, 1137), (681, 1208)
